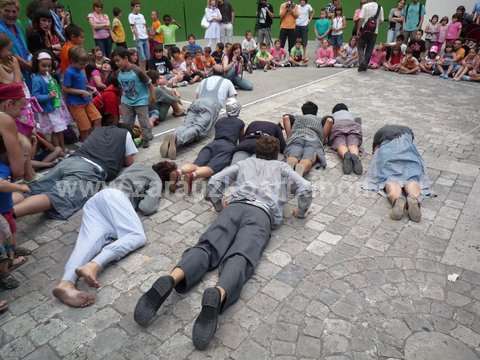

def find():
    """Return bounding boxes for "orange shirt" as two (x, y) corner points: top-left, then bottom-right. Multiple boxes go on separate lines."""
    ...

(194, 57), (205, 70)
(152, 20), (164, 44)
(204, 55), (216, 68)
(280, 4), (298, 29)
(60, 42), (74, 73)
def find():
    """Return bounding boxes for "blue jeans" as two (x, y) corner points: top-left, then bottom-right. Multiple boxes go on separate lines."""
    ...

(136, 39), (150, 61)
(224, 67), (253, 91)
(95, 37), (112, 57)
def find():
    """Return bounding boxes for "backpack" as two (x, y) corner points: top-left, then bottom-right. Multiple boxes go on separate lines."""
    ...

(406, 3), (424, 28)
(361, 3), (381, 34)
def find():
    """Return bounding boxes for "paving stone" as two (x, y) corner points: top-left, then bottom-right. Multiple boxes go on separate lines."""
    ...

(49, 323), (95, 356)
(446, 291), (472, 307)
(29, 318), (67, 346)
(266, 250), (292, 267)
(451, 325), (480, 348)
(232, 340), (268, 360)
(271, 340), (296, 355)
(8, 291), (47, 316)
(23, 346), (60, 360)
(296, 335), (322, 358)
(306, 240), (332, 257)
(86, 327), (129, 360)
(1, 313), (37, 339)
(323, 333), (350, 355)
(0, 336), (36, 360)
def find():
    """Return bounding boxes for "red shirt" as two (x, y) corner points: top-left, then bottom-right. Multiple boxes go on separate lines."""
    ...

(93, 85), (120, 117)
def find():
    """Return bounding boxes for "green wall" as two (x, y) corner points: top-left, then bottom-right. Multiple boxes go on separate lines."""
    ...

(22, 0), (425, 50)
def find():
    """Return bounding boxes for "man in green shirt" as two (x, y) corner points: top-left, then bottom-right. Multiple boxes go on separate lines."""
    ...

(158, 14), (181, 51)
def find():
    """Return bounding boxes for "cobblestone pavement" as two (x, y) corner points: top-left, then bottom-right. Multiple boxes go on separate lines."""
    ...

(1, 70), (480, 360)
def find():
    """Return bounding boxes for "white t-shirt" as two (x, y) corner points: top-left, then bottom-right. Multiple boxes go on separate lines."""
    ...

(296, 4), (313, 26)
(196, 76), (237, 105)
(128, 13), (148, 40)
(359, 2), (384, 35)
(242, 38), (257, 52)
(125, 132), (139, 156)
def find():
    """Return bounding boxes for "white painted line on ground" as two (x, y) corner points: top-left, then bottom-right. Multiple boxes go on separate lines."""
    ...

(154, 69), (350, 139)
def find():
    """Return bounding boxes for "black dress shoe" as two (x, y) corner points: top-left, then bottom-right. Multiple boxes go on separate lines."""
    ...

(192, 287), (222, 350)
(351, 154), (363, 175)
(342, 152), (353, 175)
(134, 275), (174, 327)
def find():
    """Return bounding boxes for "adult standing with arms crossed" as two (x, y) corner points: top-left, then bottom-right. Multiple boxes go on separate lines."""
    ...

(357, 0), (384, 72)
(217, 0), (234, 44)
(256, 0), (274, 48)
(279, 0), (299, 52)
(402, 0), (425, 44)
(295, 0), (314, 54)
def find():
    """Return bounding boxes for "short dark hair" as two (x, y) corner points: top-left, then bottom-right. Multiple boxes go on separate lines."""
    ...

(260, 42), (267, 47)
(147, 69), (160, 83)
(417, 29), (424, 35)
(152, 161), (178, 189)
(204, 46), (212, 53)
(92, 0), (103, 10)
(170, 46), (180, 56)
(131, 0), (140, 8)
(332, 103), (348, 113)
(301, 101), (318, 115)
(216, 42), (224, 50)
(154, 44), (164, 53)
(113, 47), (130, 59)
(65, 24), (84, 41)
(163, 14), (171, 21)
(396, 34), (405, 42)
(188, 34), (196, 39)
(113, 7), (122, 16)
(256, 136), (280, 161)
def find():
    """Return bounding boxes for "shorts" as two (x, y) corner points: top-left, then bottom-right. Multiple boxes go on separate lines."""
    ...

(330, 34), (344, 48)
(68, 103), (101, 131)
(331, 133), (362, 150)
(194, 139), (236, 173)
(285, 137), (323, 162)
(136, 38), (150, 61)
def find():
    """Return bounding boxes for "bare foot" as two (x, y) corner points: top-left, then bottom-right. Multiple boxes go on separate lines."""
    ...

(52, 281), (95, 308)
(75, 262), (101, 288)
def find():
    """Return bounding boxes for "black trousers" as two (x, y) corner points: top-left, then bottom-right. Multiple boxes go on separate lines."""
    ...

(279, 28), (297, 52)
(358, 32), (377, 69)
(175, 203), (271, 312)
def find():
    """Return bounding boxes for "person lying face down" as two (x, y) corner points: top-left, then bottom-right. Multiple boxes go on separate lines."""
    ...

(362, 124), (431, 223)
(13, 118), (138, 220)
(322, 103), (363, 175)
(52, 161), (170, 308)
(134, 136), (312, 351)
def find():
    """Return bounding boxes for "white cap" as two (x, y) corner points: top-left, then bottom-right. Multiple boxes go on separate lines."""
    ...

(225, 97), (241, 117)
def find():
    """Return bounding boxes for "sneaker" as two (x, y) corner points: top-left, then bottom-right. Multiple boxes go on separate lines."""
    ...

(142, 139), (150, 149)
(342, 152), (353, 175)
(160, 135), (170, 158)
(134, 276), (174, 327)
(390, 197), (406, 221)
(178, 81), (188, 87)
(334, 63), (344, 68)
(192, 287), (222, 350)
(165, 133), (177, 160)
(247, 63), (253, 74)
(406, 195), (421, 222)
(351, 154), (363, 175)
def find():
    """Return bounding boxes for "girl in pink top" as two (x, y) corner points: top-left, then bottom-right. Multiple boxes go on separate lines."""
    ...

(446, 14), (462, 43)
(87, 1), (112, 57)
(436, 16), (449, 49)
(270, 40), (289, 67)
(315, 39), (336, 67)
(369, 44), (387, 69)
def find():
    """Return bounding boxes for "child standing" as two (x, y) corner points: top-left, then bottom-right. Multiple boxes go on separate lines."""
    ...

(369, 44), (387, 69)
(330, 7), (346, 56)
(129, 0), (149, 70)
(150, 10), (164, 54)
(31, 51), (70, 151)
(383, 45), (403, 72)
(63, 47), (101, 141)
(437, 16), (449, 49)
(436, 43), (455, 78)
(399, 49), (420, 74)
(112, 7), (127, 48)
(60, 24), (85, 74)
(314, 10), (331, 48)
(204, 0), (222, 48)
(159, 15), (181, 53)
(419, 45), (439, 74)
(114, 48), (154, 148)
(424, 15), (440, 52)
(289, 39), (309, 66)
(255, 42), (274, 71)
(315, 39), (335, 67)
(270, 39), (289, 67)
(446, 14), (462, 44)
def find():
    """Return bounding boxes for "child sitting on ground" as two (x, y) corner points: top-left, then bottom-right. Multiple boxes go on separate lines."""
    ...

(170, 46), (188, 87)
(202, 47), (216, 75)
(369, 44), (387, 69)
(453, 47), (479, 81)
(383, 46), (403, 72)
(399, 49), (420, 75)
(241, 30), (257, 71)
(211, 42), (224, 64)
(290, 39), (309, 67)
(185, 33), (202, 56)
(31, 51), (70, 153)
(419, 45), (439, 74)
(335, 36), (358, 68)
(436, 43), (455, 78)
(184, 52), (203, 84)
(30, 132), (64, 170)
(315, 39), (336, 67)
(465, 57), (480, 81)
(63, 47), (101, 141)
(147, 70), (184, 125)
(255, 42), (274, 71)
(168, 98), (244, 194)
(148, 44), (181, 87)
(270, 40), (290, 67)
(407, 30), (426, 61)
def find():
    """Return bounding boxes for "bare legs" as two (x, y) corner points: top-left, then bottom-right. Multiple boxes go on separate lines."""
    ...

(385, 181), (421, 221)
(13, 194), (52, 218)
(286, 157), (313, 177)
(52, 280), (96, 308)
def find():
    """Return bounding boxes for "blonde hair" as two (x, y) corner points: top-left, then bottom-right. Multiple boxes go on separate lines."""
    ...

(0, 0), (17, 9)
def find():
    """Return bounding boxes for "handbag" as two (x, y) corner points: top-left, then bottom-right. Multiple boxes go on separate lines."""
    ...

(201, 14), (209, 29)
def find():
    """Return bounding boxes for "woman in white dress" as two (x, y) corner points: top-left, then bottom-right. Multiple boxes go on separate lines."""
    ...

(204, 0), (222, 48)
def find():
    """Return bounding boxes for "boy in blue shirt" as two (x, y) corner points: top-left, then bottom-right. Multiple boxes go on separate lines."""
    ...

(63, 47), (102, 141)
(114, 48), (155, 148)
(185, 34), (203, 56)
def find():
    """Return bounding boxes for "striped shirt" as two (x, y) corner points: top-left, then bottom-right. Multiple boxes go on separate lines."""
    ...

(287, 114), (324, 145)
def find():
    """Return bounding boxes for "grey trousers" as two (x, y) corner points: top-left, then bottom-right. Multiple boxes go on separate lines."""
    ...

(62, 189), (146, 283)
(175, 203), (271, 311)
(120, 104), (153, 141)
(257, 27), (273, 48)
(176, 101), (219, 146)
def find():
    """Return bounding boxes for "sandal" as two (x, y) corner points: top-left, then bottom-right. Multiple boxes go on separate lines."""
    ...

(0, 273), (20, 290)
(8, 256), (28, 271)
(14, 246), (32, 257)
